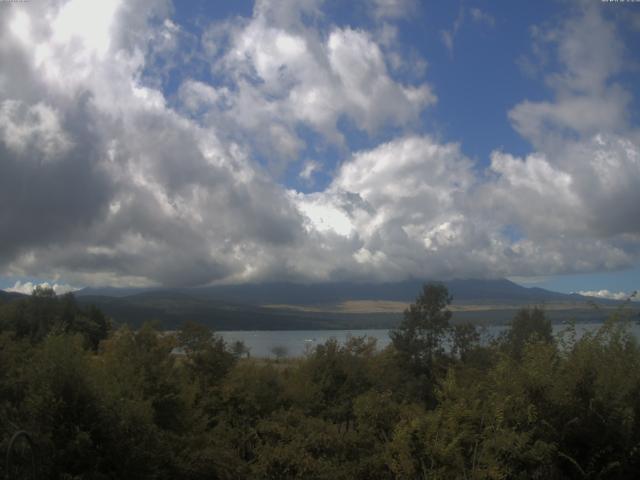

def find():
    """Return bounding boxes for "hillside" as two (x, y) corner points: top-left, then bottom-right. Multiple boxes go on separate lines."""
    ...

(1, 279), (628, 331)
(68, 279), (628, 330)
(77, 278), (611, 306)
(0, 290), (26, 303)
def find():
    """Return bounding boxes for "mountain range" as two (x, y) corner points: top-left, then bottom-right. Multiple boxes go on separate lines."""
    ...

(2, 278), (629, 331)
(76, 278), (607, 305)
(68, 278), (626, 330)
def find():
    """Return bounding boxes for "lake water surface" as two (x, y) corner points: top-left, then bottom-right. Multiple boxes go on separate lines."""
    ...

(218, 321), (640, 358)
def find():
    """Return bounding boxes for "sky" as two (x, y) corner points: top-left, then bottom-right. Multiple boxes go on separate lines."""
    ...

(0, 0), (639, 299)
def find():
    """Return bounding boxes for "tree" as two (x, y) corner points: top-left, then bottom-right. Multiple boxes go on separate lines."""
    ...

(389, 284), (453, 405)
(390, 283), (452, 373)
(32, 284), (56, 298)
(270, 345), (288, 361)
(178, 321), (236, 389)
(503, 306), (553, 358)
(301, 337), (376, 427)
(0, 291), (110, 347)
(231, 340), (250, 358)
(450, 322), (480, 362)
(178, 320), (214, 354)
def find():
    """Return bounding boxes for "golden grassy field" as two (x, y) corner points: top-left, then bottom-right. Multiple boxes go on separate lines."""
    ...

(262, 300), (611, 314)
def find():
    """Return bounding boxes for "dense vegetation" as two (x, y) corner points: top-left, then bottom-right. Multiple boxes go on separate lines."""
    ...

(1, 284), (640, 479)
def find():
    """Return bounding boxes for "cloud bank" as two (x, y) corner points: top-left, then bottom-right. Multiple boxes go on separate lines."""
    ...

(0, 0), (638, 287)
(6, 281), (78, 295)
(578, 290), (638, 302)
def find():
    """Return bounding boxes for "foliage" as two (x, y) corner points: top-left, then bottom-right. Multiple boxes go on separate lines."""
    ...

(0, 287), (110, 349)
(500, 306), (554, 358)
(1, 285), (640, 478)
(390, 283), (453, 372)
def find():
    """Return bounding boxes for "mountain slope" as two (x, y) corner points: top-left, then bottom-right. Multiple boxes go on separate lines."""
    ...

(171, 278), (608, 306)
(0, 290), (26, 303)
(69, 278), (629, 330)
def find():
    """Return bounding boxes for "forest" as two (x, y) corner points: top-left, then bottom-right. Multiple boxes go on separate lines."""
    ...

(1, 284), (640, 479)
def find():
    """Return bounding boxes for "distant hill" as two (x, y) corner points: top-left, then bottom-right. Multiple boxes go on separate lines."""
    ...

(0, 290), (26, 303)
(197, 278), (620, 305)
(68, 278), (630, 330)
(74, 292), (399, 331)
(75, 278), (614, 306)
(4, 278), (628, 330)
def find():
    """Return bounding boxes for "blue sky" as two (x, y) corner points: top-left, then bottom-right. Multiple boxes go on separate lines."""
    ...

(156, 1), (551, 180)
(157, 0), (640, 179)
(1, 0), (639, 298)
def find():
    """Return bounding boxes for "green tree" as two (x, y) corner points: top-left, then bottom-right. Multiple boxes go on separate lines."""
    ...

(390, 284), (452, 403)
(270, 345), (288, 361)
(503, 306), (553, 358)
(178, 321), (236, 391)
(289, 337), (377, 431)
(450, 322), (480, 362)
(231, 340), (250, 358)
(32, 284), (56, 298)
(0, 290), (110, 348)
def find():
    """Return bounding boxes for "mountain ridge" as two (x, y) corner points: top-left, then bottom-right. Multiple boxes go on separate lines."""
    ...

(4, 279), (627, 330)
(74, 278), (614, 306)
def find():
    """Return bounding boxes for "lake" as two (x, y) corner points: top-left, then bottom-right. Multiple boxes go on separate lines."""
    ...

(218, 321), (640, 358)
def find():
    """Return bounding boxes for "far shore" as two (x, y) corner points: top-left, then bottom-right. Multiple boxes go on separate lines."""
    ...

(262, 300), (621, 315)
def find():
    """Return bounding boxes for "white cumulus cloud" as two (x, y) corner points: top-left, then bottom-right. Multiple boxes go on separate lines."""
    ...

(578, 290), (638, 302)
(6, 281), (78, 295)
(0, 0), (638, 288)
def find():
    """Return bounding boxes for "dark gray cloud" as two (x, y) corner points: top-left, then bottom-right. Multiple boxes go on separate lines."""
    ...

(0, 93), (114, 264)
